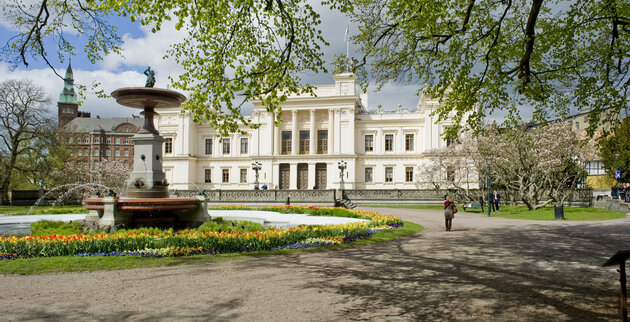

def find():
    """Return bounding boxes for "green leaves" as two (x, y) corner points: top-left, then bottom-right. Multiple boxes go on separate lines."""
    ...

(341, 0), (630, 136)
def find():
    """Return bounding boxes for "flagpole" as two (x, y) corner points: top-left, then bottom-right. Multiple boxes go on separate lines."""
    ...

(345, 24), (349, 70)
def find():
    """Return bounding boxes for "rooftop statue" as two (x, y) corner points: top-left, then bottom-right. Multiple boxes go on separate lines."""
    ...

(144, 66), (156, 87)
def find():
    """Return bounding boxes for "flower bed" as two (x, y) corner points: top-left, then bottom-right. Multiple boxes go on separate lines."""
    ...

(0, 206), (402, 259)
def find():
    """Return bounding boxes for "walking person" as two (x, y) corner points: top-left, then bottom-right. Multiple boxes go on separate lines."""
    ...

(478, 195), (485, 213)
(492, 189), (501, 212)
(443, 195), (456, 231)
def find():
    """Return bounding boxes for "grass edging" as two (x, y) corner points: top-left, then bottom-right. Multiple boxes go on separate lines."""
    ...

(0, 221), (423, 275)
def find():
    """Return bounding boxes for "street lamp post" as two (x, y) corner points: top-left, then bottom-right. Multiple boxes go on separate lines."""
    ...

(251, 161), (262, 190)
(337, 161), (347, 191)
(486, 156), (493, 217)
(615, 153), (621, 200)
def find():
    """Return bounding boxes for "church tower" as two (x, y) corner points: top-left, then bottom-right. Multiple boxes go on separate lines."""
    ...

(57, 62), (81, 126)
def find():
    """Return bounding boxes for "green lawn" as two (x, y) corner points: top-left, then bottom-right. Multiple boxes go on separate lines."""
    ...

(367, 203), (626, 221)
(0, 205), (88, 216)
(0, 221), (423, 275)
(476, 205), (626, 221)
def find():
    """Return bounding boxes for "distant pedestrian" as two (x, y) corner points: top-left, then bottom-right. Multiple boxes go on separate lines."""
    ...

(479, 195), (485, 213)
(491, 190), (501, 212)
(261, 183), (268, 190)
(443, 195), (456, 231)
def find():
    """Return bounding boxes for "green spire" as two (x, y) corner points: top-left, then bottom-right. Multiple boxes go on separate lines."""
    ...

(58, 61), (78, 105)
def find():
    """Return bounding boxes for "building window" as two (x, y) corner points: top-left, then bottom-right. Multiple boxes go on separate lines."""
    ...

(115, 138), (120, 144)
(365, 135), (374, 152)
(240, 168), (247, 183)
(222, 169), (229, 183)
(83, 149), (88, 156)
(586, 161), (605, 176)
(93, 137), (100, 144)
(92, 161), (98, 169)
(114, 149), (120, 157)
(447, 165), (455, 182)
(365, 167), (373, 182)
(385, 167), (393, 182)
(446, 137), (455, 147)
(164, 138), (173, 154)
(123, 149), (129, 157)
(317, 130), (328, 154)
(204, 169), (212, 183)
(299, 130), (309, 154)
(240, 138), (248, 154)
(84, 137), (90, 144)
(77, 150), (82, 156)
(93, 149), (99, 156)
(405, 167), (414, 182)
(205, 138), (213, 155)
(575, 121), (580, 129)
(222, 138), (230, 154)
(281, 131), (292, 154)
(105, 149), (111, 157)
(68, 137), (74, 144)
(405, 134), (414, 151)
(106, 138), (112, 144)
(124, 138), (130, 144)
(385, 134), (394, 151)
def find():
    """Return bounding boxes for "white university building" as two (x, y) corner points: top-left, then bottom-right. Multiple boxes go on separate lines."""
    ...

(156, 73), (462, 190)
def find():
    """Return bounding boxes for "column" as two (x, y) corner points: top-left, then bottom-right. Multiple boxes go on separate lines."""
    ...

(336, 108), (341, 154)
(309, 110), (316, 154)
(289, 163), (298, 189)
(273, 112), (279, 155)
(308, 163), (316, 189)
(328, 109), (334, 155)
(291, 110), (298, 155)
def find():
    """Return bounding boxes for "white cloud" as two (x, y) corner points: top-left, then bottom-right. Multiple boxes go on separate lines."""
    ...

(0, 62), (145, 119)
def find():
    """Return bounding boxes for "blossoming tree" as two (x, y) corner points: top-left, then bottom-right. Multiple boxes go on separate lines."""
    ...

(476, 122), (591, 210)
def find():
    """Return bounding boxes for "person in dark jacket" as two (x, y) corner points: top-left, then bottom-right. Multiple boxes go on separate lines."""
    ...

(443, 195), (455, 231)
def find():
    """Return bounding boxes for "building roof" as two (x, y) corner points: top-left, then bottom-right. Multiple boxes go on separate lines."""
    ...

(58, 62), (78, 105)
(64, 117), (144, 133)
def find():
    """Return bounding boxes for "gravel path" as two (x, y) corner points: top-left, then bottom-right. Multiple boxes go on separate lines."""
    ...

(1, 207), (629, 321)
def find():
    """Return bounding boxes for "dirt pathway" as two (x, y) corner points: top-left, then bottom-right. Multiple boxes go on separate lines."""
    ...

(1, 208), (628, 321)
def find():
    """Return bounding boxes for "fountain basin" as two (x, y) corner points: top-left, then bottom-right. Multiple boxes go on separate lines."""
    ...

(83, 196), (209, 230)
(111, 87), (186, 109)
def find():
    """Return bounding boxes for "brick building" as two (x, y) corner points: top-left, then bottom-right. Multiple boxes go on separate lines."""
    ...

(57, 62), (143, 168)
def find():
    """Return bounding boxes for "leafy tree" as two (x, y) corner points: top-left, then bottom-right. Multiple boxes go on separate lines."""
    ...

(0, 79), (55, 205)
(600, 115), (630, 182)
(336, 0), (630, 137)
(3, 1), (628, 137)
(2, 0), (328, 137)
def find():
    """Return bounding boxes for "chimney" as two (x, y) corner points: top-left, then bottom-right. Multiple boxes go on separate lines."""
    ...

(397, 104), (402, 113)
(377, 105), (382, 113)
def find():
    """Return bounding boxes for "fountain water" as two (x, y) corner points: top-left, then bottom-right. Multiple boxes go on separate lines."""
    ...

(83, 86), (209, 230)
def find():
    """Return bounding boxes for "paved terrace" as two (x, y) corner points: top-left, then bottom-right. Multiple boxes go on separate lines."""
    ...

(1, 207), (629, 321)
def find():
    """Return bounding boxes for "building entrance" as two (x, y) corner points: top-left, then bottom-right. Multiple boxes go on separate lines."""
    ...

(297, 164), (308, 189)
(315, 163), (327, 189)
(279, 164), (290, 189)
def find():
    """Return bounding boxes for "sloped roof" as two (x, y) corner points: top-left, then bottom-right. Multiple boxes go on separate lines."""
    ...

(64, 117), (144, 133)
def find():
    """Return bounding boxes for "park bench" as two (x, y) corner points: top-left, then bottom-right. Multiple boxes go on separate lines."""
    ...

(462, 201), (482, 212)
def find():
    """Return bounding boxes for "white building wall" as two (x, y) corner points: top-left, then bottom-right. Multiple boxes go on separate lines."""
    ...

(156, 73), (469, 190)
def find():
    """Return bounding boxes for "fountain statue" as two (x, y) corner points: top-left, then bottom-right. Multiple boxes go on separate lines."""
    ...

(83, 71), (209, 230)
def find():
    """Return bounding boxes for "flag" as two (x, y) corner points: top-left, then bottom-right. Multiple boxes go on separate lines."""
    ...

(344, 24), (349, 41)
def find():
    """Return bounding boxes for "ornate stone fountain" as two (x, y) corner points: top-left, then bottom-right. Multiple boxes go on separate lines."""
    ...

(83, 73), (209, 230)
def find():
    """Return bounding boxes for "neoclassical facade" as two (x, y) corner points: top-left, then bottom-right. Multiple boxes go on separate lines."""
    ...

(157, 73), (458, 190)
